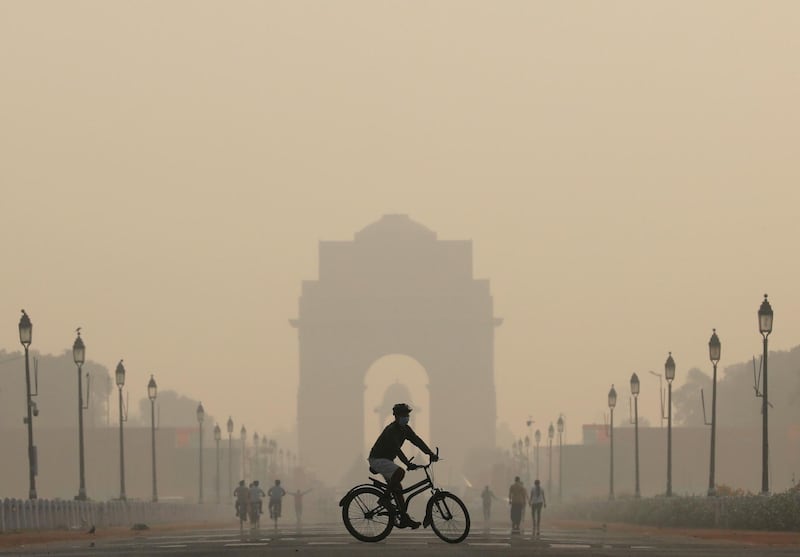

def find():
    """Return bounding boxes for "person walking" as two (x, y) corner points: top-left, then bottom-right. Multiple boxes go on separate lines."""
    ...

(481, 485), (497, 522)
(293, 488), (313, 524)
(508, 476), (527, 534)
(530, 479), (547, 537)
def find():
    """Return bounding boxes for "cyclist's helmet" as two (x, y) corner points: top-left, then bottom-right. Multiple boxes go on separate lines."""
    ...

(392, 403), (412, 416)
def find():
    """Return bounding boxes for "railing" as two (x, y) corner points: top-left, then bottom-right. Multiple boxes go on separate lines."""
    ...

(0, 498), (228, 532)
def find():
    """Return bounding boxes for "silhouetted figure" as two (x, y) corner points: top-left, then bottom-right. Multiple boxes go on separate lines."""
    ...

(268, 479), (286, 520)
(249, 480), (266, 515)
(293, 488), (313, 523)
(481, 485), (497, 521)
(529, 479), (546, 537)
(233, 480), (250, 518)
(87, 525), (95, 534)
(368, 402), (438, 530)
(508, 476), (527, 534)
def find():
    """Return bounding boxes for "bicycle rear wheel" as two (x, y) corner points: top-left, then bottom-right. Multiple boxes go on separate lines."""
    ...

(429, 492), (470, 543)
(341, 486), (394, 542)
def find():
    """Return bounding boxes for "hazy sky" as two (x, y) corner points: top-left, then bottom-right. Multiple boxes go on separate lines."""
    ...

(2, 2), (800, 447)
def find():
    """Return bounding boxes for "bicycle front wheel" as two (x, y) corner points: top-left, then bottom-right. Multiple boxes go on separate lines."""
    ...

(341, 486), (394, 542)
(429, 492), (470, 543)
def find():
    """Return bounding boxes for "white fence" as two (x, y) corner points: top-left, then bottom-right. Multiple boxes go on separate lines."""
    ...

(0, 498), (228, 532)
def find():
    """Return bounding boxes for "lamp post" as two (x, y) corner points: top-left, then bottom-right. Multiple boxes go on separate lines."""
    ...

(524, 435), (531, 485)
(557, 415), (564, 502)
(261, 437), (268, 480)
(196, 403), (205, 503)
(147, 375), (158, 502)
(758, 294), (773, 495)
(115, 360), (127, 501)
(665, 352), (676, 497)
(214, 424), (221, 504)
(226, 417), (234, 495)
(630, 373), (640, 498)
(547, 423), (554, 497)
(19, 310), (37, 500)
(608, 384), (617, 500)
(240, 426), (247, 481)
(707, 329), (721, 496)
(253, 433), (260, 480)
(72, 329), (88, 500)
(534, 429), (541, 480)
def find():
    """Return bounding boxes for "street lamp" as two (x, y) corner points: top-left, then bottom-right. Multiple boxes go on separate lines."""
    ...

(261, 437), (268, 480)
(214, 423), (221, 504)
(630, 373), (640, 498)
(72, 329), (88, 500)
(665, 352), (676, 497)
(253, 432), (260, 480)
(115, 360), (127, 501)
(548, 423), (554, 497)
(758, 294), (773, 495)
(197, 402), (205, 503)
(524, 435), (531, 485)
(19, 310), (37, 500)
(534, 429), (541, 480)
(707, 329), (721, 496)
(608, 384), (617, 500)
(147, 375), (158, 502)
(240, 425), (247, 481)
(226, 417), (234, 495)
(557, 415), (564, 502)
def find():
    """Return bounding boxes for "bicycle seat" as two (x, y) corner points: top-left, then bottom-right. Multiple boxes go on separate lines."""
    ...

(369, 466), (378, 474)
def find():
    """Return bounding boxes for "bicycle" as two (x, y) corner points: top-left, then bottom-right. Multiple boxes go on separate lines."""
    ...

(339, 450), (470, 543)
(248, 501), (261, 532)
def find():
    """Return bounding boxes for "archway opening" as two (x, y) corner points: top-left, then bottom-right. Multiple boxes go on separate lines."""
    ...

(364, 355), (430, 458)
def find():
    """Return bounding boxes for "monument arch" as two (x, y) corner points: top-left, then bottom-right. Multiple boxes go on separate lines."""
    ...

(291, 214), (500, 484)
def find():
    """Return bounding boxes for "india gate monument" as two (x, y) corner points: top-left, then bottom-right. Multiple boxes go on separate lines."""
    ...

(292, 214), (500, 484)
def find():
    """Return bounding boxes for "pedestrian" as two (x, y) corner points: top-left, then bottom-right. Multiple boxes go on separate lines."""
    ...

(508, 476), (527, 534)
(293, 488), (313, 524)
(530, 479), (547, 537)
(480, 485), (497, 522)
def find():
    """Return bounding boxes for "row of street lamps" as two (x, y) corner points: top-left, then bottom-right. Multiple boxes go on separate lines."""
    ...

(17, 310), (287, 503)
(514, 415), (565, 500)
(606, 295), (774, 499)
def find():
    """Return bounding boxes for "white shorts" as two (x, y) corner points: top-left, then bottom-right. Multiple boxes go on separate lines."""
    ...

(368, 458), (399, 481)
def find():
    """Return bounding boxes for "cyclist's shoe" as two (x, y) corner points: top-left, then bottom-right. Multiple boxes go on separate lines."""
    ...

(398, 514), (421, 530)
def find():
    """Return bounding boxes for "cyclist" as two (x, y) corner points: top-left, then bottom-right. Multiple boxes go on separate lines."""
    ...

(268, 479), (286, 520)
(249, 480), (266, 516)
(368, 402), (438, 529)
(233, 480), (250, 518)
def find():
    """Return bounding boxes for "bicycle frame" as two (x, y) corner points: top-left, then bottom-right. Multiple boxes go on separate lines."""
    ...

(366, 465), (439, 514)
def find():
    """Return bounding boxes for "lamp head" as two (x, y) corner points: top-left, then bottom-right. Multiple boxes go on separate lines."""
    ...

(214, 423), (221, 441)
(548, 422), (555, 439)
(147, 374), (157, 400)
(240, 425), (246, 440)
(557, 415), (564, 433)
(196, 402), (205, 424)
(72, 329), (85, 365)
(115, 360), (126, 387)
(709, 329), (721, 364)
(630, 372), (640, 396)
(758, 294), (773, 336)
(227, 416), (234, 434)
(534, 429), (541, 443)
(18, 310), (32, 347)
(665, 352), (676, 382)
(608, 384), (617, 409)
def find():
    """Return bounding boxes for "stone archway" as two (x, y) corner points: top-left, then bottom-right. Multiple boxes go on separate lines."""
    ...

(291, 214), (500, 485)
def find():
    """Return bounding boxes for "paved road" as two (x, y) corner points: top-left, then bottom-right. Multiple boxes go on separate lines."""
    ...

(6, 523), (799, 556)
